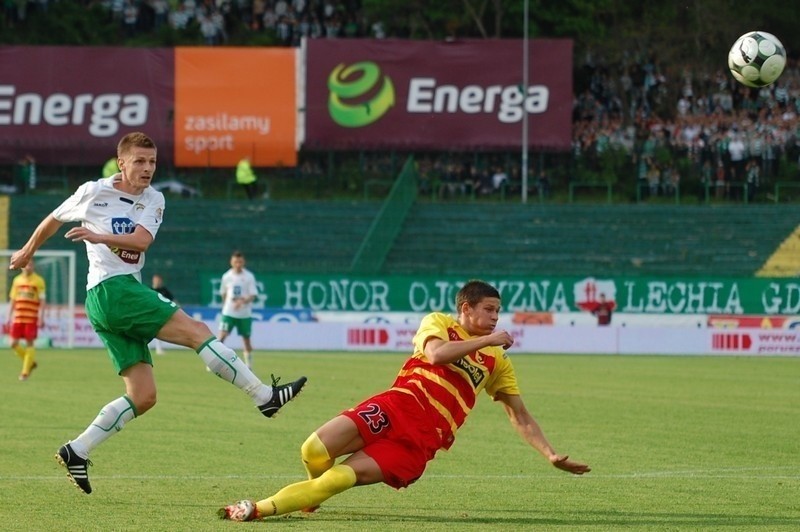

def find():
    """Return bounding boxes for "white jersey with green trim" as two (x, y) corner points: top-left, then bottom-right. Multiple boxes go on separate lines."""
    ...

(52, 175), (165, 290)
(220, 268), (258, 319)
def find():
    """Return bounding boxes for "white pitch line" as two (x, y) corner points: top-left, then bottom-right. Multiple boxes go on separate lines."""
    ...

(2, 468), (799, 482)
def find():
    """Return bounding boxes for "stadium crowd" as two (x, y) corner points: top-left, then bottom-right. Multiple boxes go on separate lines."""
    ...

(2, 1), (372, 46)
(571, 54), (800, 200)
(412, 56), (800, 201)
(4, 2), (800, 201)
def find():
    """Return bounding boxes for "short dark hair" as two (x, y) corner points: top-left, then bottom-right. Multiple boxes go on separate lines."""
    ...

(456, 280), (500, 311)
(117, 132), (156, 157)
(231, 251), (245, 259)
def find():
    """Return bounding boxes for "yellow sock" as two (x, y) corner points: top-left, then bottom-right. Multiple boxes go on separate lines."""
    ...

(301, 432), (333, 479)
(255, 464), (356, 517)
(13, 345), (25, 360)
(22, 347), (36, 375)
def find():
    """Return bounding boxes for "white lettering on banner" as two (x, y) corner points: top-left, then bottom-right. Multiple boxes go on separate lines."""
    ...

(406, 78), (549, 123)
(762, 282), (800, 313)
(0, 85), (148, 137)
(184, 135), (234, 154)
(408, 281), (458, 312)
(185, 114), (271, 135)
(408, 280), (571, 313)
(497, 280), (570, 312)
(182, 114), (271, 155)
(282, 279), (389, 311)
(622, 281), (743, 314)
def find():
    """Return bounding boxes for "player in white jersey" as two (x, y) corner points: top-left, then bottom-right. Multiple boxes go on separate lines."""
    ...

(219, 251), (258, 368)
(8, 132), (306, 495)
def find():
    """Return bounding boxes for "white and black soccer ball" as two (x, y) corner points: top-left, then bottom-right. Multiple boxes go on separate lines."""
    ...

(728, 31), (787, 88)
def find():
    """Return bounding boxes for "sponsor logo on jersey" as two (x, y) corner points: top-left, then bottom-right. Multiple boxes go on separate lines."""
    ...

(109, 217), (140, 264)
(93, 202), (108, 207)
(452, 356), (486, 387)
(109, 247), (141, 264)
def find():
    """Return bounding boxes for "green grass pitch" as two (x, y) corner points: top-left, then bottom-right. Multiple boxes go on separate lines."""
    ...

(1, 349), (798, 531)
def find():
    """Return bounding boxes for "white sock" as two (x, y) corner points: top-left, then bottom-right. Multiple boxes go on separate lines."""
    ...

(243, 351), (252, 368)
(69, 396), (136, 458)
(196, 338), (272, 404)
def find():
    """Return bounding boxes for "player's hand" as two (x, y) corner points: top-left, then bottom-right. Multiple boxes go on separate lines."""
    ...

(65, 227), (101, 243)
(487, 329), (514, 350)
(550, 454), (591, 475)
(9, 249), (31, 270)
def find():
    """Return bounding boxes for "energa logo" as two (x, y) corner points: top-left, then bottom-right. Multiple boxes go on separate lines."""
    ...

(327, 62), (395, 127)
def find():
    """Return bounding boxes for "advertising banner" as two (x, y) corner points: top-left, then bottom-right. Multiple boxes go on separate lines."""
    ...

(174, 47), (297, 167)
(0, 46), (174, 165)
(200, 273), (800, 316)
(706, 314), (800, 329)
(0, 46), (298, 167)
(18, 303), (800, 356)
(305, 39), (573, 150)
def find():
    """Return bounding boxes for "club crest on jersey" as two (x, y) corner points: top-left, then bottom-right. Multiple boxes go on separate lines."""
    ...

(111, 217), (135, 234)
(109, 218), (139, 264)
(452, 356), (486, 387)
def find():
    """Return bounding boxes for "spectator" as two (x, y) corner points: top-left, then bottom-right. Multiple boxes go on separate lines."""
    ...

(102, 157), (119, 178)
(16, 154), (36, 192)
(746, 159), (760, 202)
(152, 0), (169, 29)
(591, 293), (614, 326)
(122, 0), (138, 38)
(646, 160), (660, 197)
(236, 156), (259, 200)
(714, 161), (727, 199)
(491, 165), (508, 193)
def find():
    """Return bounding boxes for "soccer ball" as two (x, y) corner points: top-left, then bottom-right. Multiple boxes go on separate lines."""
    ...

(728, 31), (786, 88)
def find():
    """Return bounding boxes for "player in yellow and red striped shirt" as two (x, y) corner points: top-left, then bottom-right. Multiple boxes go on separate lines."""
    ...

(219, 280), (591, 522)
(7, 260), (46, 381)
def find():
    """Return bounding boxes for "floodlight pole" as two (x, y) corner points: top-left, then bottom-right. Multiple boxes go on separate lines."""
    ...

(521, 0), (529, 203)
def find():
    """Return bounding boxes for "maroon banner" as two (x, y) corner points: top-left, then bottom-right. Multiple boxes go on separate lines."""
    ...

(305, 39), (573, 151)
(0, 46), (174, 165)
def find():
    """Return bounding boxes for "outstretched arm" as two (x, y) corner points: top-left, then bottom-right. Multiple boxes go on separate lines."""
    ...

(424, 330), (514, 365)
(496, 391), (591, 475)
(9, 214), (64, 270)
(64, 224), (154, 252)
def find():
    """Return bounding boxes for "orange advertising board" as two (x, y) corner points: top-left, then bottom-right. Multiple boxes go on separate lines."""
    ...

(174, 47), (296, 167)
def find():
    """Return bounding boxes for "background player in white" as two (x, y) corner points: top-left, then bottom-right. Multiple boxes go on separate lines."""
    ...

(9, 132), (306, 495)
(219, 251), (258, 369)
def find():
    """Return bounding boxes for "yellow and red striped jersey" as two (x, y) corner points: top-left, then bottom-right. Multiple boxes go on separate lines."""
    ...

(9, 272), (46, 325)
(391, 312), (520, 450)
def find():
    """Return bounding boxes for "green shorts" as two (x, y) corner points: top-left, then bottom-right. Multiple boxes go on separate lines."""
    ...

(220, 315), (252, 338)
(86, 274), (180, 374)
